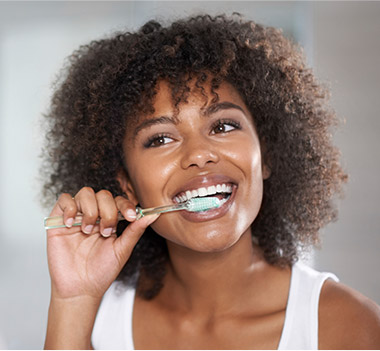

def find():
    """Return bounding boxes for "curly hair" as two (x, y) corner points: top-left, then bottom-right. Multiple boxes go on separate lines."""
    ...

(42, 14), (347, 299)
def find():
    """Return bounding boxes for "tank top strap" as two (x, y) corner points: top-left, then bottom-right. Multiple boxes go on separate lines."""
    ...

(92, 281), (136, 349)
(277, 262), (339, 350)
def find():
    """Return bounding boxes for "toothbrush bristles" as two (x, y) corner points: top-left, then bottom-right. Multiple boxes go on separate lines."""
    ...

(186, 197), (221, 212)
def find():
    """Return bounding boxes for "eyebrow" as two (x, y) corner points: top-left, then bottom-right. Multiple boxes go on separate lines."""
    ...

(133, 116), (178, 137)
(132, 101), (246, 140)
(204, 101), (245, 115)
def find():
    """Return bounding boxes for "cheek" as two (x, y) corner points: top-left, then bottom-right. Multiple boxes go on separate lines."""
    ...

(228, 139), (264, 217)
(243, 145), (264, 199)
(126, 153), (177, 207)
(245, 155), (265, 226)
(226, 136), (263, 180)
(248, 151), (264, 192)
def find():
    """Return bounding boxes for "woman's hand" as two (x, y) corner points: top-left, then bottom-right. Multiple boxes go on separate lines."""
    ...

(45, 187), (159, 349)
(46, 187), (159, 300)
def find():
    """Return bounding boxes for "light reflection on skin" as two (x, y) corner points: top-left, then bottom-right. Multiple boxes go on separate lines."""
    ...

(118, 78), (271, 254)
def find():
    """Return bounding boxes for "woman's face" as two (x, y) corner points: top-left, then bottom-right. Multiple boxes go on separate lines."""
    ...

(121, 79), (270, 253)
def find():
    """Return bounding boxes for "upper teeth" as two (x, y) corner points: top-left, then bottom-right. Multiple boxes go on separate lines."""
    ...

(174, 184), (233, 203)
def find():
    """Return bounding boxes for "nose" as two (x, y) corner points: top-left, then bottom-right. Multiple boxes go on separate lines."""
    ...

(180, 137), (220, 169)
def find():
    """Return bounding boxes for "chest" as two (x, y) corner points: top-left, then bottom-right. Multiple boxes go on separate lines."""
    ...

(132, 300), (286, 349)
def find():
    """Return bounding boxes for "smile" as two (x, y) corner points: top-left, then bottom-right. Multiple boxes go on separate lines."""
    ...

(170, 175), (238, 222)
(173, 183), (233, 204)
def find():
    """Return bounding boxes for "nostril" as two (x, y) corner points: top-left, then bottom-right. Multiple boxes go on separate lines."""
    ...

(180, 146), (220, 169)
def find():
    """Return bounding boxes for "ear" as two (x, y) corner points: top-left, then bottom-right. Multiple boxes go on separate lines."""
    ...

(117, 168), (139, 205)
(262, 162), (271, 180)
(260, 138), (272, 180)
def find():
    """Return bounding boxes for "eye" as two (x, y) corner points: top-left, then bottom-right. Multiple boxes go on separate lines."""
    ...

(144, 134), (174, 148)
(211, 119), (241, 134)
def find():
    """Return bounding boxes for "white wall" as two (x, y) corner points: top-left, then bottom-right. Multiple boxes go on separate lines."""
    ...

(0, 1), (378, 349)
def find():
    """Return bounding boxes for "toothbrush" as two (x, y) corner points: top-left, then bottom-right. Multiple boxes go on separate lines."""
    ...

(44, 197), (221, 230)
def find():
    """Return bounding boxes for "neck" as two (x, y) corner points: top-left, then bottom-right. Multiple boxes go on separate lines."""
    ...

(160, 229), (270, 316)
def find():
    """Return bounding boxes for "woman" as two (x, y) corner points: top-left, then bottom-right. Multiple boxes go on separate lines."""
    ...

(43, 14), (380, 349)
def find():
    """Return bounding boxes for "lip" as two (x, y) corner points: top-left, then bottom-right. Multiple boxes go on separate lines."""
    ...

(171, 174), (238, 200)
(170, 174), (238, 223)
(178, 184), (237, 222)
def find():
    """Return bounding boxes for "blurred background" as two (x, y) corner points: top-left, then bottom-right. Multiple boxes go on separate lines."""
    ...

(0, 1), (379, 348)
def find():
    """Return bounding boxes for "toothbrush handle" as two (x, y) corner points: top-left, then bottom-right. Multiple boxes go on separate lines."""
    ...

(44, 203), (187, 229)
(136, 202), (187, 219)
(44, 212), (125, 230)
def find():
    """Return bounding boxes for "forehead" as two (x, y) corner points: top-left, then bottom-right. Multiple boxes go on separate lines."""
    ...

(150, 78), (249, 117)
(123, 77), (255, 143)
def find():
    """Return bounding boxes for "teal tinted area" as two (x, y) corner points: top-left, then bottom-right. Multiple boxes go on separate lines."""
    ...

(187, 197), (220, 212)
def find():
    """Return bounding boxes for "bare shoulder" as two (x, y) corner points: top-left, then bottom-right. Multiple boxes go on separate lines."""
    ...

(319, 278), (380, 349)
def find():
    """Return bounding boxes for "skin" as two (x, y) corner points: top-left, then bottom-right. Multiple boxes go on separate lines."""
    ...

(122, 80), (271, 253)
(45, 79), (380, 349)
(44, 189), (160, 349)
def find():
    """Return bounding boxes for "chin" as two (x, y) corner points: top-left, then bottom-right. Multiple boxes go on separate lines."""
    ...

(152, 208), (256, 253)
(169, 228), (244, 254)
(199, 230), (241, 252)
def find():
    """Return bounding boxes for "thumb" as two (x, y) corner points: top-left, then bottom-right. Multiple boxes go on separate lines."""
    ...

(113, 214), (160, 265)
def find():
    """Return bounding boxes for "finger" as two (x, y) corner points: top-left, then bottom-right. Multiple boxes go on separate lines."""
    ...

(50, 193), (77, 228)
(96, 190), (118, 237)
(115, 196), (137, 222)
(113, 214), (160, 265)
(74, 187), (98, 234)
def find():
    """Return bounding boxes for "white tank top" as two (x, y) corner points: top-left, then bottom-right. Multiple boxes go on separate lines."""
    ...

(92, 262), (338, 350)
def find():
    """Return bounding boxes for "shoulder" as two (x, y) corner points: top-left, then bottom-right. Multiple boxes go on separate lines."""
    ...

(318, 279), (380, 349)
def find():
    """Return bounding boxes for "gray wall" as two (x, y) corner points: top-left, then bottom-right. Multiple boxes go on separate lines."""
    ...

(0, 1), (379, 349)
(312, 1), (380, 304)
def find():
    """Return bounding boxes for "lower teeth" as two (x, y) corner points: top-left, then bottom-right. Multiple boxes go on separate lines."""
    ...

(218, 195), (230, 206)
(189, 195), (230, 207)
(177, 193), (231, 204)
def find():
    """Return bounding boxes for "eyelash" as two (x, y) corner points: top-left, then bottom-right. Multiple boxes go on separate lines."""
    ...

(144, 133), (173, 148)
(143, 119), (242, 148)
(210, 119), (242, 134)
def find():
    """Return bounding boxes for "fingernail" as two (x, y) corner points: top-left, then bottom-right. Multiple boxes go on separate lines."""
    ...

(83, 225), (93, 234)
(126, 209), (137, 220)
(66, 218), (74, 228)
(102, 227), (112, 237)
